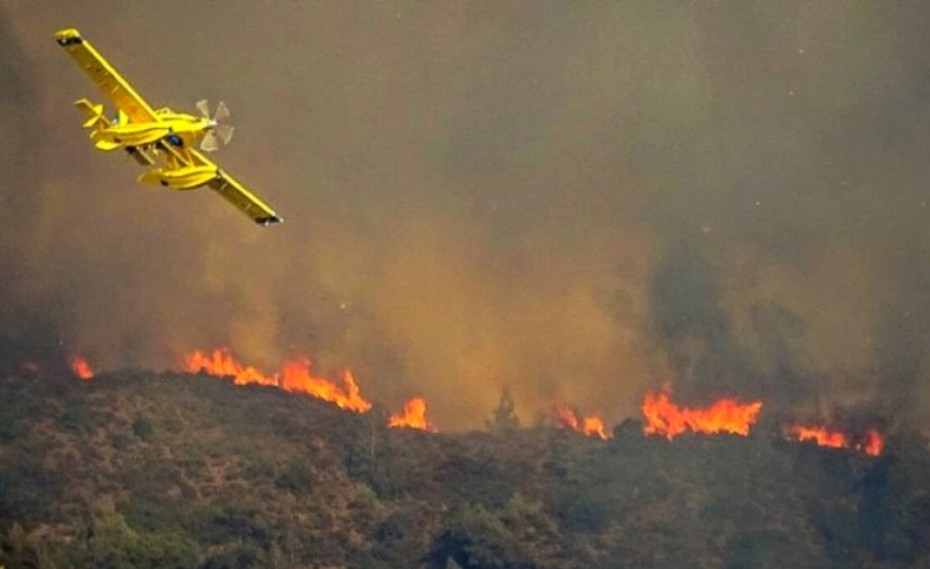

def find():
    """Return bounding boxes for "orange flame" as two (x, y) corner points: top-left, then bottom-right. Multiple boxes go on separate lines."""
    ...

(641, 386), (762, 439)
(69, 356), (94, 380)
(183, 348), (372, 413)
(554, 404), (609, 440)
(786, 424), (884, 456)
(862, 428), (885, 456)
(388, 397), (435, 431)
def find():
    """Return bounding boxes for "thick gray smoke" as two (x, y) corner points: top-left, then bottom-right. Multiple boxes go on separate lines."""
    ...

(639, 4), (930, 428)
(3, 2), (930, 430)
(0, 6), (65, 367)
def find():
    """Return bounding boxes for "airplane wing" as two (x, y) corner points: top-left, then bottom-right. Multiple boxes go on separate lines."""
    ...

(188, 149), (283, 226)
(54, 28), (158, 123)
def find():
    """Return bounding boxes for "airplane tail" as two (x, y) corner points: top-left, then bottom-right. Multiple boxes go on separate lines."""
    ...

(74, 98), (121, 150)
(74, 98), (108, 129)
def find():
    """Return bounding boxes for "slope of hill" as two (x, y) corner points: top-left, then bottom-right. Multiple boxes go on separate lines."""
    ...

(1, 369), (929, 569)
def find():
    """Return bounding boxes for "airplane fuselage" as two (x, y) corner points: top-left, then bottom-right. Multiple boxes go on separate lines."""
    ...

(93, 111), (211, 148)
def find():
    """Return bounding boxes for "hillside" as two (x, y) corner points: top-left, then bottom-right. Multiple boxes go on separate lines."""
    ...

(1, 369), (929, 569)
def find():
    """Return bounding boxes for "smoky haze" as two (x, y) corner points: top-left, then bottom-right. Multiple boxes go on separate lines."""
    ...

(2, 2), (930, 431)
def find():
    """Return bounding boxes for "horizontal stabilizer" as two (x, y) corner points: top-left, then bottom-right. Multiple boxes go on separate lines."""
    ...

(74, 98), (109, 129)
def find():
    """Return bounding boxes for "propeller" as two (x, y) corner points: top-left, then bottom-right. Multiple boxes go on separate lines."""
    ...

(196, 99), (235, 152)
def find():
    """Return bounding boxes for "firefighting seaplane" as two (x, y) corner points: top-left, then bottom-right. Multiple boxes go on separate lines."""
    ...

(54, 28), (282, 226)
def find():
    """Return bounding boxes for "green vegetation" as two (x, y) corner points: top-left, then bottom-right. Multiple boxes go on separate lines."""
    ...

(0, 370), (928, 568)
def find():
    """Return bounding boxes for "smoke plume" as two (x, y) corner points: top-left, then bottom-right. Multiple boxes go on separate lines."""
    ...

(3, 2), (930, 430)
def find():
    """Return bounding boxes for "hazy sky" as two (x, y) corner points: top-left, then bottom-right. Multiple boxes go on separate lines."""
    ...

(2, 1), (930, 431)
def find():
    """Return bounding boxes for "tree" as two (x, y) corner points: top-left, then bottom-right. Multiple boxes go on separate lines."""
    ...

(429, 504), (534, 569)
(68, 499), (198, 569)
(486, 388), (519, 433)
(0, 523), (54, 569)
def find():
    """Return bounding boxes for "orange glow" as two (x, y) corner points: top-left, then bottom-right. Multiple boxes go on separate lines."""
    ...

(641, 386), (762, 439)
(69, 356), (94, 380)
(554, 404), (609, 440)
(786, 424), (884, 456)
(183, 348), (371, 412)
(862, 428), (885, 456)
(388, 397), (435, 431)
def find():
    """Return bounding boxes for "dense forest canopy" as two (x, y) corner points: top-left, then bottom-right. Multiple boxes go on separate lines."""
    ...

(1, 368), (929, 569)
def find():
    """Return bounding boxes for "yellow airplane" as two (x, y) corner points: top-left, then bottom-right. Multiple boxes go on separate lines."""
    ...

(54, 28), (282, 226)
